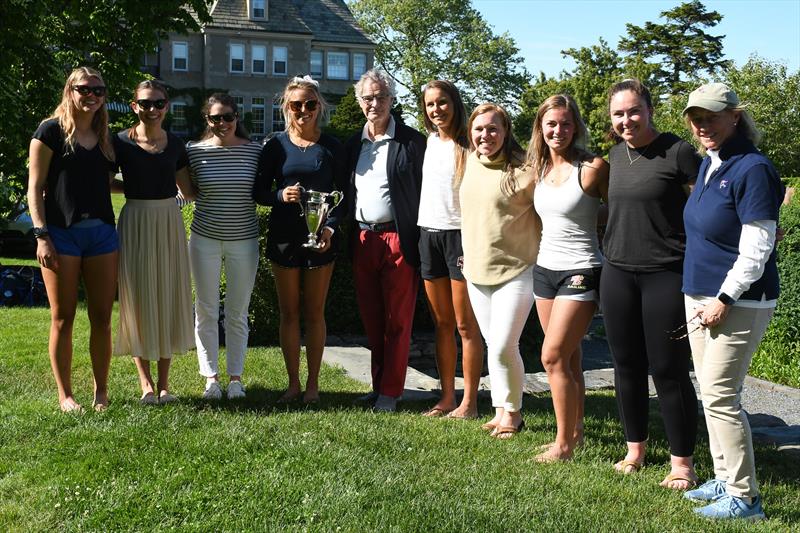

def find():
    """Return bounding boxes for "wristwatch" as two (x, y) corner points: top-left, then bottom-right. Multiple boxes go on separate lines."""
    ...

(717, 292), (736, 306)
(33, 226), (49, 239)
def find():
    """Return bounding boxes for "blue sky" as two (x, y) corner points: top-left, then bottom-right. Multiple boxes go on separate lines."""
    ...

(472, 0), (800, 77)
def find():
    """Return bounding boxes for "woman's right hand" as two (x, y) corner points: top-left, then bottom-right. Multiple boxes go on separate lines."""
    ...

(282, 182), (302, 203)
(36, 237), (59, 271)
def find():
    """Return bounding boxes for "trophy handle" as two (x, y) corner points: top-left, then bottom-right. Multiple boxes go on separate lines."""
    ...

(296, 185), (307, 217)
(327, 190), (343, 210)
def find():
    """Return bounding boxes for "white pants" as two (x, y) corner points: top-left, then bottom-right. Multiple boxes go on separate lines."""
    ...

(189, 234), (259, 378)
(467, 267), (534, 412)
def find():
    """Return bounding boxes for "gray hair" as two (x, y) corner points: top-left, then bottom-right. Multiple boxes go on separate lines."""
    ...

(354, 69), (396, 99)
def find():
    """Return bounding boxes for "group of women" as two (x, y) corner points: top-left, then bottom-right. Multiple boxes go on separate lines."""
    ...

(29, 66), (782, 521)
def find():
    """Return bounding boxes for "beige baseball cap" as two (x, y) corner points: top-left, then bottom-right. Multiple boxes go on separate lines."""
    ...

(683, 83), (739, 115)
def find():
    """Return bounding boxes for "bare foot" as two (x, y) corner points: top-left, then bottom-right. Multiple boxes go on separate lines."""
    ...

(93, 391), (109, 412)
(660, 467), (699, 491)
(303, 389), (320, 404)
(277, 387), (302, 404)
(446, 404), (478, 420)
(535, 444), (573, 463)
(60, 397), (83, 413)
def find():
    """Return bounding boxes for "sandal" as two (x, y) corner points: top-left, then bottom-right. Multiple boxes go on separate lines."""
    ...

(422, 406), (450, 417)
(614, 459), (643, 474)
(491, 420), (525, 439)
(660, 471), (699, 491)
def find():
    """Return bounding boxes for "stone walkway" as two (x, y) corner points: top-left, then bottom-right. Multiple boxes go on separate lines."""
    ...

(323, 317), (800, 456)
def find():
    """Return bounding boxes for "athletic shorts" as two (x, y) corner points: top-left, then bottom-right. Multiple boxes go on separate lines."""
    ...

(418, 227), (464, 281)
(48, 220), (119, 258)
(533, 264), (601, 301)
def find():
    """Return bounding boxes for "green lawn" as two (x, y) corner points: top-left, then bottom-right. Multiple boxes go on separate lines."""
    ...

(1, 306), (798, 531)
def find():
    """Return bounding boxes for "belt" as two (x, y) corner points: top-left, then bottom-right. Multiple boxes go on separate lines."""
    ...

(358, 221), (396, 232)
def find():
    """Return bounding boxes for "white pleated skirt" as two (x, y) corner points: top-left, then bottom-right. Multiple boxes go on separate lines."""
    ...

(114, 198), (195, 360)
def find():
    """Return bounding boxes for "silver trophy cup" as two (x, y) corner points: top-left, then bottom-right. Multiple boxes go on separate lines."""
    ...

(299, 189), (343, 248)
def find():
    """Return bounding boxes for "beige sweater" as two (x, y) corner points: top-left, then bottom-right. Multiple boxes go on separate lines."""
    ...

(459, 151), (541, 285)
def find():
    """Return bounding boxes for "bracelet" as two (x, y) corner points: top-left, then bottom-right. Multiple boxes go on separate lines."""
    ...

(717, 292), (736, 306)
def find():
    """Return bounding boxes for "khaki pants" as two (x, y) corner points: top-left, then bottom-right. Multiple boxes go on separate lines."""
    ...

(685, 298), (773, 498)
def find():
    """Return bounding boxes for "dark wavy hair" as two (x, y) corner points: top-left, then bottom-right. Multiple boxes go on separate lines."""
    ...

(421, 80), (470, 183)
(200, 92), (250, 141)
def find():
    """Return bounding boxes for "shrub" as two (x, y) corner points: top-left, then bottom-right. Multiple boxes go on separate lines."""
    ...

(750, 182), (800, 388)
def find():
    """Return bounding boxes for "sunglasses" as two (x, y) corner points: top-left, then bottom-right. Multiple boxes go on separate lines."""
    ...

(288, 99), (319, 112)
(206, 112), (238, 124)
(666, 317), (704, 340)
(136, 99), (167, 110)
(72, 85), (107, 97)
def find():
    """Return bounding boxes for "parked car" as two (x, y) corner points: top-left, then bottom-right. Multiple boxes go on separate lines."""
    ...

(0, 206), (36, 256)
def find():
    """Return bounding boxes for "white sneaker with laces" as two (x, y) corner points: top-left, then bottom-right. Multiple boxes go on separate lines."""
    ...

(227, 380), (246, 400)
(203, 381), (222, 400)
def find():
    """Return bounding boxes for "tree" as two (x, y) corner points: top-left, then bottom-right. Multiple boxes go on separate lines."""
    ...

(723, 56), (800, 178)
(0, 0), (212, 218)
(326, 86), (366, 141)
(618, 0), (730, 95)
(349, 0), (529, 126)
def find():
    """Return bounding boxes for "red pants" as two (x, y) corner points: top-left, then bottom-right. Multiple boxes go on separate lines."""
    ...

(352, 229), (419, 398)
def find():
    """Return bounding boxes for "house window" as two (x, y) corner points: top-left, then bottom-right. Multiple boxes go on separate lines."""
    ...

(252, 45), (266, 74)
(252, 0), (266, 19)
(172, 42), (187, 71)
(310, 50), (323, 78)
(327, 52), (348, 80)
(251, 97), (265, 136)
(352, 53), (367, 80)
(273, 46), (287, 75)
(232, 96), (244, 110)
(230, 43), (245, 73)
(272, 100), (285, 132)
(170, 102), (188, 134)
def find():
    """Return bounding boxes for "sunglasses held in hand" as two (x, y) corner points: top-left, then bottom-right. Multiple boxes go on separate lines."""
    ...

(206, 112), (238, 124)
(72, 85), (107, 97)
(136, 99), (168, 110)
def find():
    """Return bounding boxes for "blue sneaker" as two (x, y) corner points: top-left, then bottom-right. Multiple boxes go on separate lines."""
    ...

(684, 478), (726, 502)
(694, 494), (765, 521)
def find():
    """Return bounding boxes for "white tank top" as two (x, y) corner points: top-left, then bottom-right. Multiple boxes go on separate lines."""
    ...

(534, 162), (602, 270)
(417, 134), (461, 230)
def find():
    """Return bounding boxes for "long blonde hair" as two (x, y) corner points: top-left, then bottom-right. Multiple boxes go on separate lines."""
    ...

(46, 66), (114, 161)
(468, 103), (525, 196)
(526, 94), (593, 180)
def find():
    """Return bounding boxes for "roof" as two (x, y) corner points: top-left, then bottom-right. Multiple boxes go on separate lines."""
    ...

(203, 0), (373, 45)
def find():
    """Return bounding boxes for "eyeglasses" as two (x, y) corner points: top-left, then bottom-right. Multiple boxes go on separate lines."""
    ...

(666, 317), (704, 340)
(136, 99), (167, 110)
(72, 85), (107, 97)
(288, 99), (318, 112)
(206, 112), (237, 124)
(359, 94), (391, 105)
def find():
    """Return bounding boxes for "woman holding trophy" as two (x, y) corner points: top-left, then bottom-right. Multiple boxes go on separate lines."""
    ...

(254, 76), (347, 404)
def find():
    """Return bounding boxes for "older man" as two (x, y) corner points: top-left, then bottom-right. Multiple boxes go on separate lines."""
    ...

(345, 70), (426, 412)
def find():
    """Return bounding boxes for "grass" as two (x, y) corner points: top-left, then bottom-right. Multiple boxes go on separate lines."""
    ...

(1, 306), (798, 532)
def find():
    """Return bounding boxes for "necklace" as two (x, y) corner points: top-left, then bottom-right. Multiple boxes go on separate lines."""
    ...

(626, 141), (652, 165)
(290, 132), (316, 153)
(545, 162), (571, 185)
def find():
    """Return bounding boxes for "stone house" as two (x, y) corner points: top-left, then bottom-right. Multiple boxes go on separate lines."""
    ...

(148, 0), (374, 140)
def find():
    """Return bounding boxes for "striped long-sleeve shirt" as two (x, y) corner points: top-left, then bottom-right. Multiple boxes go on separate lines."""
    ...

(187, 140), (261, 241)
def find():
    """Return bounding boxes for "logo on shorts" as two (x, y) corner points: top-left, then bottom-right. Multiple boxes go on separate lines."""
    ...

(566, 275), (587, 290)
(457, 256), (464, 271)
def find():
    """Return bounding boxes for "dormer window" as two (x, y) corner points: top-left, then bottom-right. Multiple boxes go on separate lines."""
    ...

(252, 0), (266, 20)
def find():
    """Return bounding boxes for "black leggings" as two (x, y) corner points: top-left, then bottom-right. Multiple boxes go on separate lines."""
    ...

(600, 262), (697, 457)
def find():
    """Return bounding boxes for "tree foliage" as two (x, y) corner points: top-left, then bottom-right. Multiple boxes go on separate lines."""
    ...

(618, 0), (730, 95)
(349, 0), (529, 126)
(0, 0), (212, 217)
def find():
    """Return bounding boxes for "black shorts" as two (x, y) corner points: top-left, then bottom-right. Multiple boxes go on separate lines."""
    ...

(533, 264), (601, 301)
(266, 237), (336, 269)
(418, 228), (465, 281)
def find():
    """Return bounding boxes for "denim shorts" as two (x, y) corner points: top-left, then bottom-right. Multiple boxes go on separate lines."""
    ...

(48, 220), (119, 257)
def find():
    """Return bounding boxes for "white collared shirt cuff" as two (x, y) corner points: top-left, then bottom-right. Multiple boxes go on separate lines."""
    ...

(719, 219), (776, 300)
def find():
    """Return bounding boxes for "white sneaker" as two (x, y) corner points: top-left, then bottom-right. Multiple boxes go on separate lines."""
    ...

(227, 380), (246, 400)
(203, 381), (222, 400)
